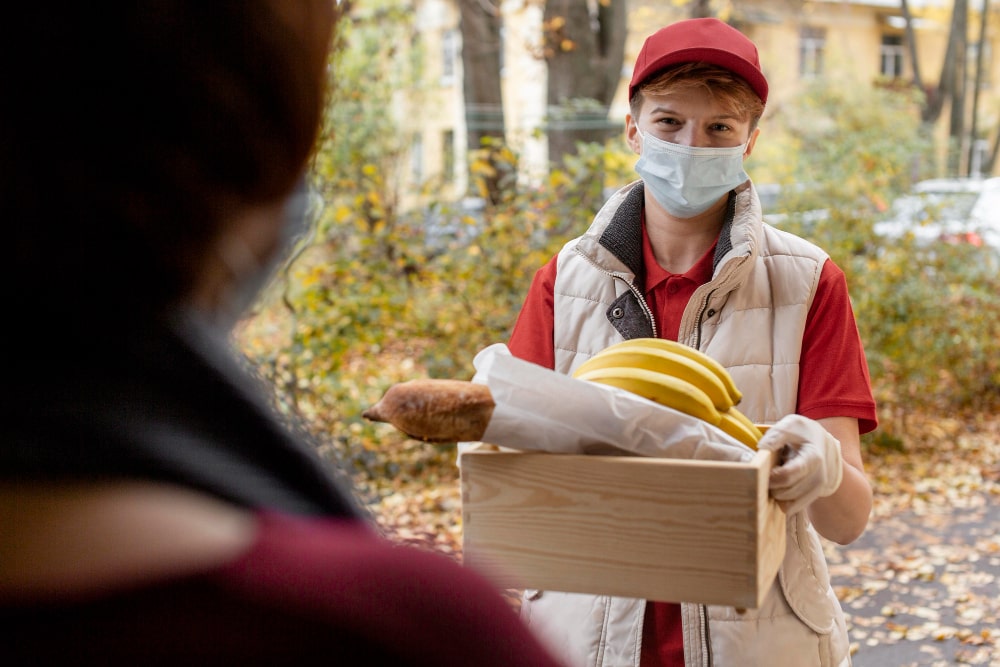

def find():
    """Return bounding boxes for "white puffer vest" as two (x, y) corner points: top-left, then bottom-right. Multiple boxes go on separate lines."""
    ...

(521, 180), (851, 667)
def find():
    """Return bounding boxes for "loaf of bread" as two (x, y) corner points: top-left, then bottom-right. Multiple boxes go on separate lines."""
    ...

(362, 379), (495, 443)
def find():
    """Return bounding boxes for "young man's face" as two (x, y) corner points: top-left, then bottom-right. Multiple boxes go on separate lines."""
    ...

(626, 85), (759, 155)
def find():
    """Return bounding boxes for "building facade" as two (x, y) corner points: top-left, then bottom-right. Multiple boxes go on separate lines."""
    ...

(395, 0), (997, 205)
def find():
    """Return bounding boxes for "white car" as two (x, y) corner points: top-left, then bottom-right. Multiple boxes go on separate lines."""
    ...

(874, 177), (1000, 251)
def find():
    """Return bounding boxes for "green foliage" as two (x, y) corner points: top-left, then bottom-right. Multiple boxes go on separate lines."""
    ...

(761, 82), (1000, 430)
(421, 139), (636, 377)
(758, 81), (935, 273)
(241, 141), (635, 487)
(321, 0), (421, 185)
(240, 24), (637, 489)
(853, 241), (1000, 417)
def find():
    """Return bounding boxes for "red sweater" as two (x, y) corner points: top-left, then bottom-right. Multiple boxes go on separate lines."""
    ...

(3, 512), (566, 667)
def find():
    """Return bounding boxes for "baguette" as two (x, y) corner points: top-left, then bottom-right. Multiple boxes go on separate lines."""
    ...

(362, 379), (495, 443)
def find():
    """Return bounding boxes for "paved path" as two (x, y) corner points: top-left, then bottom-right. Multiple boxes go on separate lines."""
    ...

(826, 490), (1000, 666)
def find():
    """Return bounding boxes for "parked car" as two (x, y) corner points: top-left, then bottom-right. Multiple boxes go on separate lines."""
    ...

(874, 177), (1000, 251)
(423, 196), (485, 248)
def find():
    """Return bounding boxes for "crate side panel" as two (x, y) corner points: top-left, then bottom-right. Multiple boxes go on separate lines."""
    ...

(461, 453), (767, 607)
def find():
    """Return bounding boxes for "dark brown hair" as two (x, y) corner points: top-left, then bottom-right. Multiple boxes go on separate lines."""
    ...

(2, 1), (338, 324)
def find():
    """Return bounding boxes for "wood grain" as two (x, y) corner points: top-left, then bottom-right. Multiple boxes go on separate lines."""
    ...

(461, 448), (784, 608)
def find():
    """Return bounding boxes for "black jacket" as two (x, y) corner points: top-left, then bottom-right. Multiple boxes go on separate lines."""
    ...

(3, 311), (362, 519)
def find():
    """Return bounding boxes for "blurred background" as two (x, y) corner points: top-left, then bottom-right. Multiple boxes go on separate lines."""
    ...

(234, 3), (1000, 660)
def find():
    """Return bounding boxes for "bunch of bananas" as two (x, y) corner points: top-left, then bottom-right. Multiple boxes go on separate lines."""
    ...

(572, 338), (763, 449)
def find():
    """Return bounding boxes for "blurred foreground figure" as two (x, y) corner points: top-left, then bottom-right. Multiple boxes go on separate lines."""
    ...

(0, 4), (564, 665)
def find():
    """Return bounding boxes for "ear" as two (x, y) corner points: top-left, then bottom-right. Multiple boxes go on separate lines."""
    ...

(744, 127), (761, 159)
(625, 114), (641, 154)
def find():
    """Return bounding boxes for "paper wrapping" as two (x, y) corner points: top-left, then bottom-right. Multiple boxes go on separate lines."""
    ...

(463, 343), (753, 463)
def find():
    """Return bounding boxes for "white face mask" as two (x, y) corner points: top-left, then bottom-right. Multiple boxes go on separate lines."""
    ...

(214, 179), (320, 331)
(635, 129), (749, 218)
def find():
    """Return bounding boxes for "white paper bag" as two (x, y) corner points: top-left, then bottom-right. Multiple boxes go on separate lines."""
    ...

(461, 343), (753, 463)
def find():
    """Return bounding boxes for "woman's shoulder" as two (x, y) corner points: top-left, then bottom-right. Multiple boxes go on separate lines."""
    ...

(2, 483), (565, 666)
(0, 481), (258, 602)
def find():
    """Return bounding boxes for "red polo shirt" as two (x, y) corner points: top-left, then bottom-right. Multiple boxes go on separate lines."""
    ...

(638, 229), (717, 666)
(507, 225), (877, 433)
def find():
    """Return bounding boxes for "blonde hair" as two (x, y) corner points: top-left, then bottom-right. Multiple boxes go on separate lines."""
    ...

(630, 62), (765, 130)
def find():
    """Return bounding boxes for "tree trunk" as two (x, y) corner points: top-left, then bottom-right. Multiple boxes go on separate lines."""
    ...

(458, 0), (507, 203)
(690, 0), (713, 18)
(544, 0), (627, 166)
(900, 0), (924, 92)
(920, 0), (962, 125)
(985, 108), (1000, 173)
(947, 0), (968, 174)
(459, 0), (504, 150)
(967, 0), (989, 176)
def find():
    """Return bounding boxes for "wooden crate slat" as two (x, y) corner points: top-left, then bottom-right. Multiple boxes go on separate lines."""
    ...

(461, 449), (784, 608)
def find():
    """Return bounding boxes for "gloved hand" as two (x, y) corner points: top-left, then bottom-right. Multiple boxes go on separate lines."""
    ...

(758, 414), (843, 515)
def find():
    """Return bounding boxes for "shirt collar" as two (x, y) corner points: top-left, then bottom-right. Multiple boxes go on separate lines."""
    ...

(641, 213), (719, 294)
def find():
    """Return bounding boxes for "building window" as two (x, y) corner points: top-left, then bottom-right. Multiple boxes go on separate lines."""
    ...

(880, 34), (905, 78)
(442, 130), (455, 183)
(411, 132), (424, 185)
(441, 29), (458, 85)
(799, 27), (825, 78)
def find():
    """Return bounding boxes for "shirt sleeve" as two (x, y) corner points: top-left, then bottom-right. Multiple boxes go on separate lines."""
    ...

(797, 259), (879, 434)
(507, 255), (558, 370)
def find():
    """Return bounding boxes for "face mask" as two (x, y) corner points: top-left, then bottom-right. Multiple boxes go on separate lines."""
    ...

(214, 178), (320, 331)
(635, 129), (749, 218)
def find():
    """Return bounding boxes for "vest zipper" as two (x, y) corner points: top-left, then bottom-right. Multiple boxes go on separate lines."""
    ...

(575, 248), (659, 339)
(699, 603), (712, 665)
(693, 288), (716, 350)
(623, 276), (658, 339)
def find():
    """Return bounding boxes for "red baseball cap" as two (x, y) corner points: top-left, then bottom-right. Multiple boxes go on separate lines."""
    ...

(628, 18), (768, 104)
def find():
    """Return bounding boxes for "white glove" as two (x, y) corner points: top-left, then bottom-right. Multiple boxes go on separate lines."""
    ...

(758, 414), (843, 515)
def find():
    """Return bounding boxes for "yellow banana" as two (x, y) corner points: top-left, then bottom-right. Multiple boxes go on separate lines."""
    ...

(717, 410), (761, 449)
(572, 346), (734, 411)
(602, 338), (743, 405)
(726, 406), (763, 438)
(576, 366), (722, 426)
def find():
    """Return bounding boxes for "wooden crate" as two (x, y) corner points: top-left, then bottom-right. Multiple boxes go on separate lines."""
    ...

(460, 448), (785, 609)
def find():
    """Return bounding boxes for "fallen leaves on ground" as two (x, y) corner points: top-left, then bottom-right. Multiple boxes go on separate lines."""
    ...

(370, 479), (463, 558)
(825, 414), (1000, 666)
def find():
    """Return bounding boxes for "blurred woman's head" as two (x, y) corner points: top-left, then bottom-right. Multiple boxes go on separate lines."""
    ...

(2, 1), (339, 326)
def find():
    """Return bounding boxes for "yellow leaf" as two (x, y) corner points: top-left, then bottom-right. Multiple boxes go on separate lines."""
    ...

(334, 205), (353, 223)
(548, 171), (571, 188)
